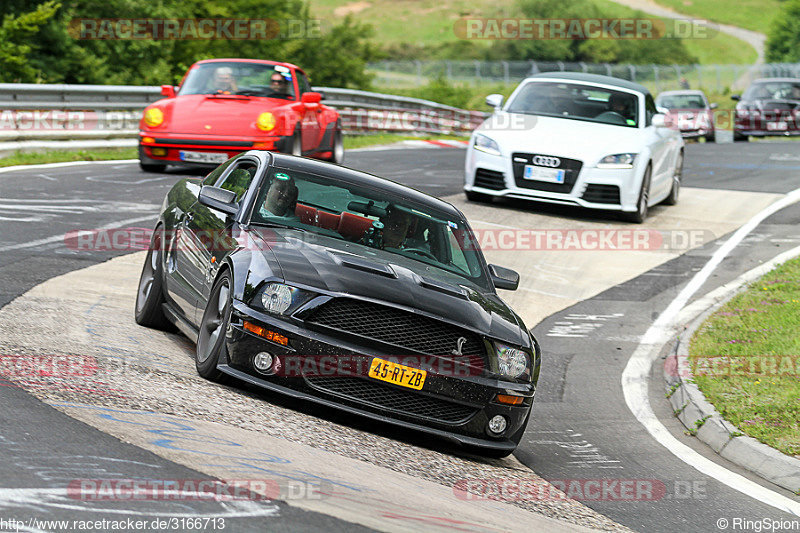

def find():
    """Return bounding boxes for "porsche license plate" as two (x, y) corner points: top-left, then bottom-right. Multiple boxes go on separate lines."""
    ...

(368, 358), (426, 390)
(766, 121), (788, 131)
(523, 165), (565, 184)
(179, 151), (229, 164)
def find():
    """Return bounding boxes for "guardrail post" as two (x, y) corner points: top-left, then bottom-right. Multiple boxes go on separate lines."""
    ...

(579, 62), (587, 73)
(474, 60), (481, 86)
(628, 64), (635, 81)
(415, 60), (422, 85)
(502, 61), (509, 84)
(557, 61), (565, 72)
(653, 64), (660, 93)
(446, 60), (452, 81)
(605, 63), (611, 76)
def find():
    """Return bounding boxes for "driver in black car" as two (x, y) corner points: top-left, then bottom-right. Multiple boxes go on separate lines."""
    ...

(381, 206), (414, 249)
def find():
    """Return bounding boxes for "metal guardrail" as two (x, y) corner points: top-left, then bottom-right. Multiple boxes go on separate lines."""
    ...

(0, 84), (486, 142)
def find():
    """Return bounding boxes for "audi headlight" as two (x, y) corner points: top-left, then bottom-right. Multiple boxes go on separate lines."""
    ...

(255, 283), (313, 315)
(495, 342), (530, 379)
(597, 153), (636, 169)
(257, 112), (276, 132)
(473, 134), (501, 156)
(143, 107), (164, 128)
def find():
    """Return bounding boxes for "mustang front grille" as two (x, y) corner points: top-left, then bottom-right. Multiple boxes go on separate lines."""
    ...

(305, 298), (487, 368)
(305, 376), (478, 423)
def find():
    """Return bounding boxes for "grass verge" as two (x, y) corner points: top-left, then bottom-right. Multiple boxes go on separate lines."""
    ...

(0, 147), (137, 168)
(343, 133), (467, 149)
(688, 256), (800, 457)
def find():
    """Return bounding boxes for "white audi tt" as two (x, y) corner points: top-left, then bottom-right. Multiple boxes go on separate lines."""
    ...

(464, 72), (684, 222)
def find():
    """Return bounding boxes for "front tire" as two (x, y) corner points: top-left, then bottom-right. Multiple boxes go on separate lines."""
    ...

(138, 146), (167, 173)
(733, 130), (749, 142)
(196, 271), (232, 383)
(622, 164), (651, 223)
(290, 130), (302, 157)
(135, 227), (171, 330)
(663, 151), (682, 206)
(324, 128), (345, 164)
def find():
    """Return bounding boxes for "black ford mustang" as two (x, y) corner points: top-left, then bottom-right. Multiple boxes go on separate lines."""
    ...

(135, 151), (541, 457)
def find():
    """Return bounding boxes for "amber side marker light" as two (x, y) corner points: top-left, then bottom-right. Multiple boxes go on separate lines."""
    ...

(142, 136), (155, 144)
(496, 394), (524, 405)
(243, 321), (288, 346)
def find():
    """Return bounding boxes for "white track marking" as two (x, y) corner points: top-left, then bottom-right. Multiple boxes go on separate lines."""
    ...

(0, 159), (138, 176)
(0, 215), (154, 253)
(622, 186), (800, 516)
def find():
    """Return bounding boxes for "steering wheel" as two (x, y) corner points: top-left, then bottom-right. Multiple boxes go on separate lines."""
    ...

(403, 247), (437, 261)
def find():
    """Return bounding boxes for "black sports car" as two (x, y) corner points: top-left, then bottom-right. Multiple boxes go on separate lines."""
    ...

(135, 151), (540, 457)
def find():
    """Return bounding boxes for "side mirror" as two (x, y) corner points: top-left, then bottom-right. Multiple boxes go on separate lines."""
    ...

(651, 113), (667, 128)
(656, 106), (669, 115)
(301, 91), (322, 104)
(198, 186), (238, 216)
(488, 264), (519, 291)
(485, 94), (504, 108)
(731, 94), (741, 101)
(709, 102), (718, 109)
(161, 85), (176, 98)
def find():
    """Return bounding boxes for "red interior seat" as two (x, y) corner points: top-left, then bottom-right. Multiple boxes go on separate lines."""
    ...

(294, 203), (317, 225)
(338, 212), (374, 240)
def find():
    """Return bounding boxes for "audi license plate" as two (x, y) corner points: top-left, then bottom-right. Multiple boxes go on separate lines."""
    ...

(368, 358), (426, 390)
(523, 165), (565, 184)
(766, 121), (788, 131)
(179, 151), (229, 164)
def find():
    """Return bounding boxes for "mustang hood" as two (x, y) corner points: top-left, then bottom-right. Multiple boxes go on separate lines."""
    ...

(249, 228), (526, 346)
(477, 113), (644, 164)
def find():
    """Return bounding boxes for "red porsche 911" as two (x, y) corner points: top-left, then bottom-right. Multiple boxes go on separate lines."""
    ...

(138, 58), (343, 172)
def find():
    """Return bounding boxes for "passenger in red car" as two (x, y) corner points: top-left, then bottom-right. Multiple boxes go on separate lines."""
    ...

(211, 66), (238, 94)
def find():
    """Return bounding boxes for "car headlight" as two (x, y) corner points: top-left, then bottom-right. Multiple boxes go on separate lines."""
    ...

(143, 107), (164, 127)
(254, 283), (313, 315)
(495, 342), (530, 379)
(257, 112), (276, 132)
(597, 153), (637, 169)
(473, 134), (501, 156)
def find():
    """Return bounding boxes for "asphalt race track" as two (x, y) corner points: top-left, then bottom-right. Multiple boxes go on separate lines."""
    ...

(1, 140), (800, 532)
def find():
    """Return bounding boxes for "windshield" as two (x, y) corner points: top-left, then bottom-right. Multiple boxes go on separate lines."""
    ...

(656, 94), (707, 109)
(250, 167), (490, 288)
(743, 81), (800, 100)
(506, 81), (640, 127)
(179, 61), (296, 99)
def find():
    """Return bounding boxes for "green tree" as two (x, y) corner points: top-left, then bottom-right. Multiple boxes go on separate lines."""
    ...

(766, 0), (800, 62)
(0, 1), (60, 82)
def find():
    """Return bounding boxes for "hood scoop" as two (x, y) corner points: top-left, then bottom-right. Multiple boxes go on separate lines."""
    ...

(329, 252), (397, 279)
(415, 274), (468, 300)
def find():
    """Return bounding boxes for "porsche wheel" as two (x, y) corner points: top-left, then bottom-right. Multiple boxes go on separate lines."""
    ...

(138, 146), (167, 173)
(135, 227), (171, 330)
(622, 164), (651, 223)
(290, 130), (302, 157)
(325, 128), (344, 164)
(196, 271), (232, 382)
(663, 151), (682, 206)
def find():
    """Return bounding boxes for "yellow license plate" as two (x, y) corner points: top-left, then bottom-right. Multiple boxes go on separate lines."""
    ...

(368, 358), (426, 390)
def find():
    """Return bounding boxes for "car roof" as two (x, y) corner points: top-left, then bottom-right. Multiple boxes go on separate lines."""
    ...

(525, 72), (650, 95)
(260, 152), (462, 218)
(194, 58), (302, 72)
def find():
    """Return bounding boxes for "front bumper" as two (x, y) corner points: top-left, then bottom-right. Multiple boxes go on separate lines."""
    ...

(138, 132), (292, 164)
(464, 147), (641, 212)
(221, 300), (536, 451)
